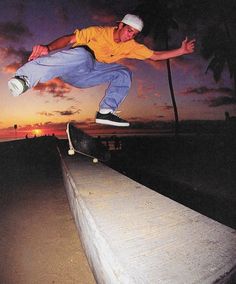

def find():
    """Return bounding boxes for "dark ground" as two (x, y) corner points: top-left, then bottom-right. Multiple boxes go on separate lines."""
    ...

(0, 133), (235, 282)
(104, 133), (236, 229)
(2, 133), (235, 230)
(0, 137), (95, 283)
(59, 129), (236, 229)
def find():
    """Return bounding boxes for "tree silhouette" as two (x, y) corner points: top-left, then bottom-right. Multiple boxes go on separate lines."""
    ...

(175, 0), (236, 96)
(200, 0), (236, 95)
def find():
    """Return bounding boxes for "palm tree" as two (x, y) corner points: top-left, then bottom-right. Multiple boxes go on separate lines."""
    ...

(133, 0), (180, 135)
(200, 0), (236, 95)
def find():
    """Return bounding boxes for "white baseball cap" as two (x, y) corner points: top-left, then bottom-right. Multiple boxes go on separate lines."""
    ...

(120, 14), (144, 32)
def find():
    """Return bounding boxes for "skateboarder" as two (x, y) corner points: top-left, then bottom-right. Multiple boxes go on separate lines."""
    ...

(8, 14), (195, 127)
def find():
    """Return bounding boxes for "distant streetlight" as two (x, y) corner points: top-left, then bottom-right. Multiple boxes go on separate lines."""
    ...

(14, 124), (17, 139)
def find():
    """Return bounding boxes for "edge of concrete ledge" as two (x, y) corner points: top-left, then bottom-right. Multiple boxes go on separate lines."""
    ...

(59, 149), (236, 284)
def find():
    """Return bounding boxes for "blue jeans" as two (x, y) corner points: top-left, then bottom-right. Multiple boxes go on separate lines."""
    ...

(16, 47), (132, 111)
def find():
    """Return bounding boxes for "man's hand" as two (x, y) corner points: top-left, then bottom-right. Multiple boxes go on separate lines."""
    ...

(27, 34), (76, 61)
(28, 45), (49, 61)
(149, 37), (196, 61)
(181, 37), (195, 55)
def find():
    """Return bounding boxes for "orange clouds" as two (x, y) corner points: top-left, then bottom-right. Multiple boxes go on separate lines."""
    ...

(0, 46), (29, 74)
(135, 78), (161, 99)
(33, 78), (72, 97)
(2, 62), (21, 73)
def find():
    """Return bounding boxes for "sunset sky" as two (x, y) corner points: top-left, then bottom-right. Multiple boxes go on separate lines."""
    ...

(0, 0), (235, 139)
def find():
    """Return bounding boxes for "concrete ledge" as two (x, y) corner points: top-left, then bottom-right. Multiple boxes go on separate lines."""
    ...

(60, 152), (236, 284)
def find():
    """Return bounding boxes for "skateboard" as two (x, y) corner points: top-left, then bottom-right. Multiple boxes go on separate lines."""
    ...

(66, 122), (110, 163)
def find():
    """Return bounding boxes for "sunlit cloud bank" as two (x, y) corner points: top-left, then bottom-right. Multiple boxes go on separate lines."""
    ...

(0, 46), (29, 74)
(0, 121), (67, 139)
(0, 20), (31, 75)
(0, 0), (235, 141)
(33, 78), (72, 98)
(0, 116), (176, 140)
(0, 117), (97, 140)
(37, 106), (81, 117)
(2, 62), (21, 74)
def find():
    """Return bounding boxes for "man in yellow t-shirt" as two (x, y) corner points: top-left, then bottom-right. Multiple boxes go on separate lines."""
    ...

(8, 14), (195, 127)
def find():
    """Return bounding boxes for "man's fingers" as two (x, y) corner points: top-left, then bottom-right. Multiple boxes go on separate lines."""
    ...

(28, 46), (39, 61)
(188, 39), (196, 44)
(32, 45), (42, 59)
(28, 45), (48, 61)
(188, 40), (196, 49)
(183, 38), (196, 44)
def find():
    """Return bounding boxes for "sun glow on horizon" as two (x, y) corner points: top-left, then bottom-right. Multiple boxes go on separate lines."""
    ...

(32, 129), (43, 136)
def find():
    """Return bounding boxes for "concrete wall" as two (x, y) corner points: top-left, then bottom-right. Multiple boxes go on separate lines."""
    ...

(60, 153), (236, 284)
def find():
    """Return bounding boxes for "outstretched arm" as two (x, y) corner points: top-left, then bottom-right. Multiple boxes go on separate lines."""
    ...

(28, 34), (76, 61)
(149, 37), (195, 61)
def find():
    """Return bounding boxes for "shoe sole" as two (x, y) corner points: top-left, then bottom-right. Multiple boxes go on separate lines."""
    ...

(96, 118), (130, 127)
(8, 78), (25, 97)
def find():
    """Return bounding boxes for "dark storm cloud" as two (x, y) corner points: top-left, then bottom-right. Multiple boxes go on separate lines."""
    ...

(0, 21), (32, 42)
(153, 103), (173, 111)
(84, 0), (139, 22)
(54, 109), (81, 116)
(208, 96), (236, 107)
(87, 0), (131, 13)
(55, 5), (69, 23)
(182, 86), (236, 106)
(182, 86), (234, 96)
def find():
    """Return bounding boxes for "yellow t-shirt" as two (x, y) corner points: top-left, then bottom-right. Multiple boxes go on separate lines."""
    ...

(73, 26), (154, 63)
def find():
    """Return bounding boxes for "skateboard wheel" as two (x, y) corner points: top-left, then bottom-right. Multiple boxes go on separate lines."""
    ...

(68, 149), (75, 155)
(93, 158), (98, 163)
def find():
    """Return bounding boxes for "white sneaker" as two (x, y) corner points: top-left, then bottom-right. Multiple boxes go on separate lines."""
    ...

(8, 76), (29, 97)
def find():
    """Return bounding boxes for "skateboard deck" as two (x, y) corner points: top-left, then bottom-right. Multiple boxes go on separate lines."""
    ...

(66, 122), (110, 163)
